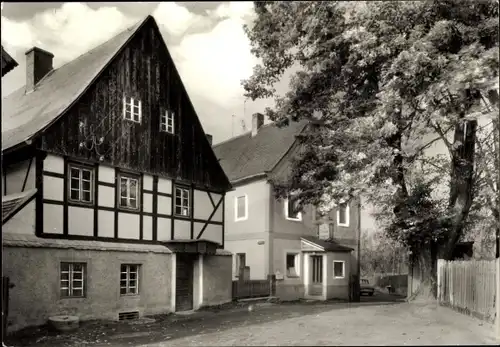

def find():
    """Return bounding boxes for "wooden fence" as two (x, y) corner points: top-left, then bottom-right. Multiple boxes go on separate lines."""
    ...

(437, 259), (497, 322)
(232, 276), (275, 300)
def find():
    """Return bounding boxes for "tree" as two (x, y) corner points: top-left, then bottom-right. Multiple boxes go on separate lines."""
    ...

(242, 0), (499, 300)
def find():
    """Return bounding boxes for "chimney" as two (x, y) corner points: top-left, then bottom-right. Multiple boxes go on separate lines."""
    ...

(25, 47), (54, 92)
(251, 112), (264, 137)
(206, 134), (213, 145)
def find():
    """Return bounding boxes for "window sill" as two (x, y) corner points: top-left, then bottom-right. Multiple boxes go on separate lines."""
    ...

(235, 218), (248, 222)
(120, 294), (140, 297)
(286, 275), (300, 279)
(337, 223), (349, 227)
(285, 217), (302, 222)
(333, 276), (345, 279)
(68, 199), (95, 207)
(118, 206), (141, 212)
(174, 213), (191, 219)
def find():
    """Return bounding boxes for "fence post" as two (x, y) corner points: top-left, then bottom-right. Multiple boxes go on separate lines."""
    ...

(496, 257), (500, 341)
(437, 259), (443, 303)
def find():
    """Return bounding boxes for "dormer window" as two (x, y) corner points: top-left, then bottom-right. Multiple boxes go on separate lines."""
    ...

(160, 110), (175, 134)
(123, 96), (142, 123)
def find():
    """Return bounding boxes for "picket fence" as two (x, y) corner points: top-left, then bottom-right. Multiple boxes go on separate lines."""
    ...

(437, 259), (497, 322)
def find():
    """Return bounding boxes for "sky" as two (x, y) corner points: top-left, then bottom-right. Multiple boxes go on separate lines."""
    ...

(1, 1), (291, 144)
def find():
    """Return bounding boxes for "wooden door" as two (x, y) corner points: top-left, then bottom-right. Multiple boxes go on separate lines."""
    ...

(175, 254), (195, 311)
(310, 255), (323, 296)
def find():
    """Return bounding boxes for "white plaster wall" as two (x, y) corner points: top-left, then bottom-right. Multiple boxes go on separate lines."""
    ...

(157, 217), (171, 241)
(225, 239), (267, 280)
(174, 220), (190, 239)
(98, 210), (114, 238)
(118, 213), (140, 239)
(225, 180), (271, 235)
(69, 206), (94, 236)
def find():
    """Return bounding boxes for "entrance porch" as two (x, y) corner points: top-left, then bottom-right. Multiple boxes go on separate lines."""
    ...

(300, 236), (353, 301)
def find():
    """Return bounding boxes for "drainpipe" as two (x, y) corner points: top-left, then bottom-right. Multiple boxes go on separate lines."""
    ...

(355, 199), (361, 302)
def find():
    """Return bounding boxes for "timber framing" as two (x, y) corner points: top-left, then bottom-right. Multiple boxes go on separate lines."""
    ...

(33, 152), (224, 246)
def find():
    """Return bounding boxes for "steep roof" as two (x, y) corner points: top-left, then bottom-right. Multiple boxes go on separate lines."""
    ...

(1, 17), (147, 151)
(212, 120), (308, 183)
(2, 189), (37, 225)
(1, 46), (18, 77)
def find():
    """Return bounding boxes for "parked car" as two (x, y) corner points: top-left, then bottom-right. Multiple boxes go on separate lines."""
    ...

(360, 278), (375, 296)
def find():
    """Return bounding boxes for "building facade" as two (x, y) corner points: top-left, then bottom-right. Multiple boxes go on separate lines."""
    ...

(213, 114), (360, 301)
(2, 15), (232, 332)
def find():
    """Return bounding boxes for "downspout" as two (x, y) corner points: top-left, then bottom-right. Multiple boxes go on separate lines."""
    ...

(356, 198), (361, 302)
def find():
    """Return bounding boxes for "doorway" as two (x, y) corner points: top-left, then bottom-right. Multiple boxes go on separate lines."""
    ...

(310, 255), (323, 296)
(175, 254), (195, 311)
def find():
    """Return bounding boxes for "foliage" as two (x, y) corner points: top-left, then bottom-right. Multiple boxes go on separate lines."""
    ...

(243, 0), (499, 259)
(360, 229), (408, 276)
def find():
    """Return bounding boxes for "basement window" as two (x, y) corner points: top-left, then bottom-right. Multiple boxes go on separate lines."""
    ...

(123, 96), (142, 123)
(120, 264), (140, 295)
(174, 186), (191, 217)
(60, 262), (86, 298)
(160, 109), (175, 134)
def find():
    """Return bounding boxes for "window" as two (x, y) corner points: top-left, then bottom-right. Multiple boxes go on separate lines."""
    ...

(60, 263), (86, 298)
(120, 264), (140, 295)
(333, 261), (345, 279)
(235, 253), (246, 278)
(119, 175), (140, 210)
(286, 253), (300, 277)
(69, 165), (93, 204)
(337, 203), (349, 227)
(175, 186), (191, 217)
(123, 96), (142, 123)
(284, 196), (302, 221)
(235, 195), (248, 221)
(160, 110), (175, 134)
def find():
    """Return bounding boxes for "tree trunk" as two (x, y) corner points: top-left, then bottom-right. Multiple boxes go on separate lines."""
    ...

(408, 244), (438, 302)
(442, 115), (477, 259)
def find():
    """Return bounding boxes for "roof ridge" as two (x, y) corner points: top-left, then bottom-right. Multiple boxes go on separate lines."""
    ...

(212, 121), (281, 148)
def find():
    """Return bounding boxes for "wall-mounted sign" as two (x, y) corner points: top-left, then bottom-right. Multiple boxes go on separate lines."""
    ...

(257, 240), (265, 245)
(275, 270), (284, 280)
(318, 223), (331, 240)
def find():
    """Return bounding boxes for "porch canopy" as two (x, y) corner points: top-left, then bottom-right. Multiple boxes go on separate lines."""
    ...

(300, 235), (353, 253)
(161, 239), (220, 255)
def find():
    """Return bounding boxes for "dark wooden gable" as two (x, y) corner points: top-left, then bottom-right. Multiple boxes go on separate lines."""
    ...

(40, 17), (231, 192)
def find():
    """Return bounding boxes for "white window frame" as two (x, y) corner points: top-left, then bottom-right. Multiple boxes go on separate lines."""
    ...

(336, 203), (350, 227)
(285, 252), (301, 278)
(123, 96), (142, 123)
(119, 175), (140, 210)
(68, 164), (94, 204)
(333, 260), (345, 279)
(120, 264), (140, 295)
(234, 194), (248, 221)
(174, 186), (191, 217)
(160, 109), (175, 134)
(60, 262), (86, 298)
(284, 197), (302, 221)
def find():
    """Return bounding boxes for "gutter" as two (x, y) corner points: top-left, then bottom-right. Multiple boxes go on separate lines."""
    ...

(229, 172), (269, 187)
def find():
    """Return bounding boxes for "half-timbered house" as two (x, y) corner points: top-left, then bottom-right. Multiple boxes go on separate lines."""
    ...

(2, 15), (232, 332)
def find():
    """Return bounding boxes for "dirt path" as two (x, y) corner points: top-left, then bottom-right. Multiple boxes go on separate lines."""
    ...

(5, 293), (496, 346)
(143, 302), (496, 346)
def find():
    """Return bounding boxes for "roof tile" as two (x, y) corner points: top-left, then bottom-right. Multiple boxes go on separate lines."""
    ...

(212, 120), (307, 182)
